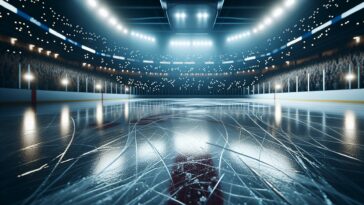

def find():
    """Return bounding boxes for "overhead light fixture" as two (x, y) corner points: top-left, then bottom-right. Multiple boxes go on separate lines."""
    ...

(264, 17), (272, 26)
(346, 73), (355, 81)
(108, 17), (117, 26)
(61, 78), (69, 86)
(275, 84), (282, 90)
(29, 44), (35, 51)
(10, 37), (17, 45)
(116, 24), (123, 31)
(272, 7), (284, 18)
(353, 36), (361, 43)
(284, 0), (295, 8)
(258, 23), (265, 31)
(98, 7), (109, 18)
(95, 84), (102, 90)
(24, 73), (34, 81)
(175, 12), (187, 19)
(197, 12), (209, 19)
(87, 0), (98, 8)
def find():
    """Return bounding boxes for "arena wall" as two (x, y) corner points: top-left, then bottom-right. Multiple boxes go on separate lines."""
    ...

(247, 89), (364, 103)
(0, 88), (132, 104)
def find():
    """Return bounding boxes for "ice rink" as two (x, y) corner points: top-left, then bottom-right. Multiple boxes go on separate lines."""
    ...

(0, 99), (364, 205)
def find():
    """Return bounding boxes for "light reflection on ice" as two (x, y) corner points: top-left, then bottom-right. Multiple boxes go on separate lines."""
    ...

(94, 149), (125, 178)
(230, 141), (296, 179)
(124, 102), (129, 120)
(60, 106), (70, 137)
(22, 109), (37, 140)
(343, 110), (357, 155)
(21, 108), (38, 161)
(138, 140), (166, 162)
(96, 103), (103, 126)
(275, 102), (282, 126)
(174, 128), (210, 156)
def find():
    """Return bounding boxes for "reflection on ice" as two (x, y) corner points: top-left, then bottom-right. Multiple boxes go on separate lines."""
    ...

(21, 108), (38, 161)
(174, 127), (210, 156)
(124, 102), (129, 120)
(230, 141), (296, 179)
(3, 99), (364, 205)
(95, 103), (103, 126)
(60, 106), (70, 137)
(94, 149), (124, 179)
(344, 110), (357, 155)
(274, 102), (282, 126)
(138, 140), (166, 162)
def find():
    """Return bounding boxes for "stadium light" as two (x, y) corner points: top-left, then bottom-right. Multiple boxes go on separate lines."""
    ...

(272, 7), (284, 18)
(108, 17), (117, 26)
(95, 84), (102, 90)
(170, 39), (213, 47)
(263, 17), (272, 26)
(10, 37), (17, 45)
(98, 7), (109, 18)
(87, 0), (98, 8)
(197, 12), (209, 19)
(24, 73), (34, 81)
(61, 78), (69, 86)
(116, 24), (123, 31)
(345, 73), (355, 81)
(54, 53), (59, 59)
(38, 47), (43, 53)
(258, 23), (265, 31)
(29, 44), (35, 51)
(353, 36), (361, 43)
(175, 12), (187, 19)
(284, 0), (295, 8)
(275, 84), (282, 90)
(227, 0), (296, 43)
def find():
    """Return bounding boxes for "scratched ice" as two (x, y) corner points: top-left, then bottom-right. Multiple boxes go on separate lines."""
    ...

(0, 99), (363, 205)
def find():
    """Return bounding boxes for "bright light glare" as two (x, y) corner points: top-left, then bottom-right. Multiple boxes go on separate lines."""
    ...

(98, 7), (109, 18)
(272, 7), (284, 18)
(175, 12), (186, 19)
(116, 24), (123, 31)
(284, 0), (295, 8)
(258, 23), (265, 31)
(61, 78), (69, 85)
(346, 73), (355, 81)
(87, 0), (98, 8)
(170, 40), (213, 47)
(10, 37), (17, 45)
(29, 44), (35, 51)
(275, 84), (282, 90)
(197, 12), (209, 19)
(24, 73), (34, 81)
(264, 17), (272, 26)
(108, 17), (117, 26)
(95, 84), (102, 90)
(353, 36), (361, 43)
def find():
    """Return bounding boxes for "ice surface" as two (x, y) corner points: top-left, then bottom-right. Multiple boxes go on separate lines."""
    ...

(0, 99), (363, 205)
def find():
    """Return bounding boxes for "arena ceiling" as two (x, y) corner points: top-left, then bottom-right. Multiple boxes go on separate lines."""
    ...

(92, 0), (285, 33)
